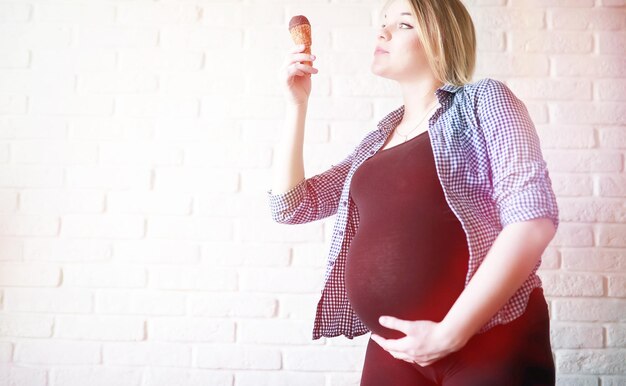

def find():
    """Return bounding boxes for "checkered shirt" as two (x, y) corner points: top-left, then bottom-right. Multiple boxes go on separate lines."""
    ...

(266, 77), (560, 340)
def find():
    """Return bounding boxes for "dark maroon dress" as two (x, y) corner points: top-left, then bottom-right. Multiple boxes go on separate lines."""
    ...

(345, 130), (470, 340)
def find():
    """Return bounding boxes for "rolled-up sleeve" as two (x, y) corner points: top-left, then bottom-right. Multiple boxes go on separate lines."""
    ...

(266, 146), (356, 224)
(477, 78), (559, 232)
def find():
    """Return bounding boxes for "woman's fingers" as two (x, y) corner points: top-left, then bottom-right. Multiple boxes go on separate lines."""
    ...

(287, 65), (305, 77)
(281, 44), (317, 80)
(285, 62), (303, 77)
(284, 43), (316, 64)
(284, 53), (316, 67)
(290, 43), (307, 53)
(284, 61), (317, 79)
(287, 63), (316, 77)
(293, 62), (317, 73)
(294, 53), (316, 62)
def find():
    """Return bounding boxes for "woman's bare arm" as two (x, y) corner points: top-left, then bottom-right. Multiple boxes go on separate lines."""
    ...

(439, 217), (557, 349)
(271, 103), (307, 194)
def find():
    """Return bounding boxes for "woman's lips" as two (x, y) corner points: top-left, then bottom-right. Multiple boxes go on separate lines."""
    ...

(374, 48), (388, 55)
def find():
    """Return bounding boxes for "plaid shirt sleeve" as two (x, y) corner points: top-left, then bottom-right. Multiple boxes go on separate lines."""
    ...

(478, 78), (559, 231)
(266, 146), (357, 224)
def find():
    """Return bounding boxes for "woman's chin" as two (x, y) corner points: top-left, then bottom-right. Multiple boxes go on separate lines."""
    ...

(370, 63), (388, 77)
(370, 66), (394, 80)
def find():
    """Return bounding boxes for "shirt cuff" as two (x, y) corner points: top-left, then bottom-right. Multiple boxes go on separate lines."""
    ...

(497, 186), (559, 231)
(266, 179), (307, 221)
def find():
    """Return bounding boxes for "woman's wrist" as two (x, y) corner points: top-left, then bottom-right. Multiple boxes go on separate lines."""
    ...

(287, 100), (309, 109)
(437, 318), (471, 351)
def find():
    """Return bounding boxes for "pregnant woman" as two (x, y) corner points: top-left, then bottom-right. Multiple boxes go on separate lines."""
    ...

(345, 128), (470, 342)
(267, 0), (560, 385)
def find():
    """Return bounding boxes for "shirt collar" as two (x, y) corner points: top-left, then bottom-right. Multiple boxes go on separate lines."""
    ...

(377, 82), (463, 134)
(436, 82), (463, 94)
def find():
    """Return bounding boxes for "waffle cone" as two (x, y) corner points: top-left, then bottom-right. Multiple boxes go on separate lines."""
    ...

(289, 24), (312, 68)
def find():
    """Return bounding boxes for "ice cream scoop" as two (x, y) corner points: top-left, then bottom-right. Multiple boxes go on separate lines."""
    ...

(289, 15), (312, 68)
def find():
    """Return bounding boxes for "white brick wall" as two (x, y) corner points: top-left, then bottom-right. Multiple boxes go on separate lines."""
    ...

(0, 0), (623, 385)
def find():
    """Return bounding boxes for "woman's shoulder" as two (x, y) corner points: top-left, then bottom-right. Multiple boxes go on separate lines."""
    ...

(442, 78), (510, 111)
(462, 77), (525, 113)
(472, 77), (517, 99)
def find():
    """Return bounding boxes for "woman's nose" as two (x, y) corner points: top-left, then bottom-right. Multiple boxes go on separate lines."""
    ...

(378, 27), (389, 40)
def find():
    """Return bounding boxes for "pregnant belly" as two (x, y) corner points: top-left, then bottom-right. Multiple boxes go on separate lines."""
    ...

(345, 224), (469, 339)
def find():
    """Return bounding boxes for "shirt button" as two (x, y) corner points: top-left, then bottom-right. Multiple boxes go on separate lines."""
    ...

(330, 260), (335, 266)
(369, 150), (375, 155)
(338, 230), (343, 236)
(341, 200), (347, 206)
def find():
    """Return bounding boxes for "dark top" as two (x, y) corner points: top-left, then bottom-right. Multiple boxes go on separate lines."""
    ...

(345, 130), (470, 339)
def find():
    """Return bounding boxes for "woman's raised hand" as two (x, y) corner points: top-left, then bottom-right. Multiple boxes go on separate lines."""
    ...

(280, 43), (318, 106)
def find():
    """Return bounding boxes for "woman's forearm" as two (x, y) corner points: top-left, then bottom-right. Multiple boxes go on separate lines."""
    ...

(271, 103), (308, 194)
(439, 217), (557, 349)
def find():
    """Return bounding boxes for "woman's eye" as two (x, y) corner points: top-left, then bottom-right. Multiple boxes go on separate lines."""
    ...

(380, 23), (412, 29)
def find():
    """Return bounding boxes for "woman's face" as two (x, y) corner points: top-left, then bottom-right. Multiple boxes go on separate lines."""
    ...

(371, 0), (430, 82)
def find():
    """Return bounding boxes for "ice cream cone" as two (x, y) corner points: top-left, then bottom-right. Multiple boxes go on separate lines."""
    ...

(289, 15), (312, 68)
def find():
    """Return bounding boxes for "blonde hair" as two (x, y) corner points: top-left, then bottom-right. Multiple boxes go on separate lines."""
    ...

(379, 0), (476, 86)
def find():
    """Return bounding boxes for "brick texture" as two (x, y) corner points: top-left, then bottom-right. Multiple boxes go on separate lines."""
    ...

(0, 0), (624, 385)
